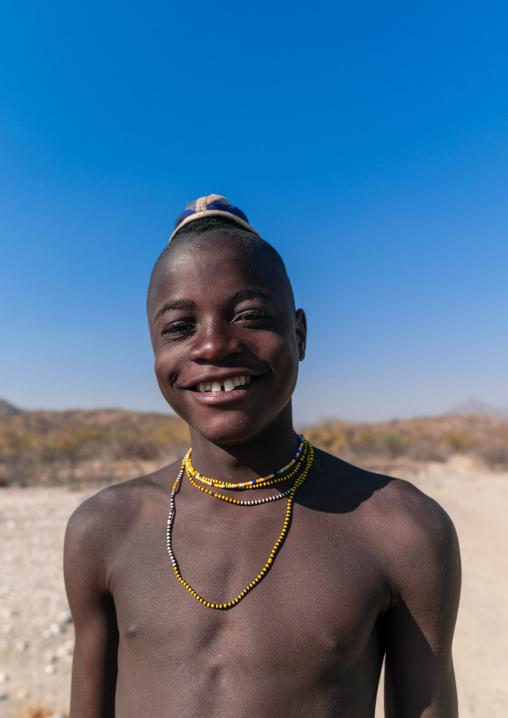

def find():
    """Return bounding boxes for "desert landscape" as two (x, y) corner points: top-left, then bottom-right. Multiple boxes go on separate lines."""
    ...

(1, 404), (507, 717)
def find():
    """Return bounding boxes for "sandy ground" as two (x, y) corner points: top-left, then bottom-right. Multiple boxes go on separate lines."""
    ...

(1, 459), (507, 717)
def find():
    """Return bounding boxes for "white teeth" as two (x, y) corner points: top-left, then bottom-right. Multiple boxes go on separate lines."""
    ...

(195, 375), (254, 392)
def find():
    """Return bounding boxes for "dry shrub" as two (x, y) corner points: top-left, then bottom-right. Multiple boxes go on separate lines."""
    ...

(474, 443), (508, 468)
(17, 708), (68, 718)
(444, 430), (477, 451)
(0, 409), (190, 487)
(305, 414), (508, 469)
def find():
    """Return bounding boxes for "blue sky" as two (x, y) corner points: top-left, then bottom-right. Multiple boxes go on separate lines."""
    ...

(1, 1), (508, 422)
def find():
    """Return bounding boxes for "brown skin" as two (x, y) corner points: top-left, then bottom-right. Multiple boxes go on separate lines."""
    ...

(64, 235), (461, 717)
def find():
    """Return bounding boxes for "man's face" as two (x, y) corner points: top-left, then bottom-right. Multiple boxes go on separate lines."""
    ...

(149, 237), (306, 445)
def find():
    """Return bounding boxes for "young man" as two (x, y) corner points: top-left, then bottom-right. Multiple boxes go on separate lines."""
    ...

(64, 195), (461, 717)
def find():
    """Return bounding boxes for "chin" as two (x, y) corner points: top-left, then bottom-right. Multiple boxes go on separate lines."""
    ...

(160, 382), (295, 447)
(189, 401), (295, 447)
(188, 413), (265, 446)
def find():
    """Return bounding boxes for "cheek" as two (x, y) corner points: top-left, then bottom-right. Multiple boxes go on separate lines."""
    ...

(153, 352), (167, 388)
(263, 332), (299, 368)
(153, 351), (166, 378)
(259, 335), (300, 394)
(153, 349), (179, 395)
(153, 354), (184, 416)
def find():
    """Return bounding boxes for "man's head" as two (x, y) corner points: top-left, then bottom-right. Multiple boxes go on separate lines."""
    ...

(147, 199), (306, 445)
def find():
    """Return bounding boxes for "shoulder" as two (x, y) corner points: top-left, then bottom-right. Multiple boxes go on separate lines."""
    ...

(64, 460), (183, 594)
(362, 472), (461, 604)
(371, 473), (458, 553)
(66, 478), (142, 537)
(311, 446), (456, 540)
(64, 460), (182, 563)
(309, 448), (460, 598)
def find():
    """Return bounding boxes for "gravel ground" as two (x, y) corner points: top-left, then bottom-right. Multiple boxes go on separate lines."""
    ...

(1, 461), (507, 717)
(0, 488), (92, 717)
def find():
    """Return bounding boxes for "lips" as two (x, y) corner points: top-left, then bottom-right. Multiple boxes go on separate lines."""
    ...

(195, 375), (252, 393)
(179, 373), (264, 406)
(180, 371), (263, 392)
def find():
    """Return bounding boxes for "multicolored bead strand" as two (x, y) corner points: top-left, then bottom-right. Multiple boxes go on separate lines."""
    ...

(186, 435), (305, 490)
(166, 443), (314, 610)
(186, 467), (295, 505)
(184, 441), (308, 503)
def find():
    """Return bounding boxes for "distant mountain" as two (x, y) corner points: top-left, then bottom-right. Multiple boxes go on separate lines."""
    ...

(445, 399), (508, 420)
(0, 398), (23, 415)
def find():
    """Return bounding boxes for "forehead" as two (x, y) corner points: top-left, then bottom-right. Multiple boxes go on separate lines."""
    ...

(150, 238), (287, 315)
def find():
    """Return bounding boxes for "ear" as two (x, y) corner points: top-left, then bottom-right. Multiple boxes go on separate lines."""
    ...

(294, 309), (307, 361)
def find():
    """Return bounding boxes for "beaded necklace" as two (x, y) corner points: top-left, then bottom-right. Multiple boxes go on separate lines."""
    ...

(186, 461), (295, 505)
(184, 440), (308, 505)
(166, 441), (314, 610)
(187, 434), (305, 490)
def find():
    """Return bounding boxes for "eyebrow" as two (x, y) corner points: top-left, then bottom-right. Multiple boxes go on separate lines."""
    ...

(226, 288), (273, 303)
(153, 288), (273, 322)
(153, 298), (197, 322)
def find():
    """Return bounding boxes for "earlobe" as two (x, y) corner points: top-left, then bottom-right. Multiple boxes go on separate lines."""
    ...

(295, 309), (307, 361)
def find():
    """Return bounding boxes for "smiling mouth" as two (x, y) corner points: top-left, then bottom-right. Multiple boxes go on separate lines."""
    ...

(192, 375), (254, 393)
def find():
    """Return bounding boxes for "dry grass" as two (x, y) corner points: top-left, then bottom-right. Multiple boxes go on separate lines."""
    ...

(0, 409), (190, 487)
(303, 413), (508, 469)
(1, 409), (507, 488)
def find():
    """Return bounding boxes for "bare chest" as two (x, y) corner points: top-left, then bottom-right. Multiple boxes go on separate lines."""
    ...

(108, 493), (389, 683)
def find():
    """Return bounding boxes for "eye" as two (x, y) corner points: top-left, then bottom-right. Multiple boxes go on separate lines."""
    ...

(161, 321), (195, 339)
(234, 309), (272, 325)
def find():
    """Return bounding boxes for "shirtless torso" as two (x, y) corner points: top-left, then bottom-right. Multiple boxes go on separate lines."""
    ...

(65, 450), (460, 718)
(64, 201), (461, 717)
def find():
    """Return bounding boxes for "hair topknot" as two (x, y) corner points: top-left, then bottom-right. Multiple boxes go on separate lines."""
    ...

(169, 215), (257, 245)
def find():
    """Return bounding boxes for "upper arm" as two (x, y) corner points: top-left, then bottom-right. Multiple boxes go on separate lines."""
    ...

(64, 496), (119, 718)
(382, 484), (461, 718)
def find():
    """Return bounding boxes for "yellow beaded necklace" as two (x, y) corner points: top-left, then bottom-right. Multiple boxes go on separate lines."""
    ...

(166, 441), (314, 610)
(184, 440), (309, 504)
(187, 434), (306, 490)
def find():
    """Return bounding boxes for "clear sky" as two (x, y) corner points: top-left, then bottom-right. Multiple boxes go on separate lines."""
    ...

(1, 1), (508, 423)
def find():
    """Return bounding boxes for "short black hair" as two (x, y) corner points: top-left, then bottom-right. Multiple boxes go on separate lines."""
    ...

(147, 216), (295, 312)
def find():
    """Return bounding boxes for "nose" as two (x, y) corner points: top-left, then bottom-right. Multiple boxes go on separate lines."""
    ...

(187, 321), (244, 363)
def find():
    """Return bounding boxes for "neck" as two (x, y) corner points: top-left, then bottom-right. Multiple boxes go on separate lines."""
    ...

(188, 408), (299, 484)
